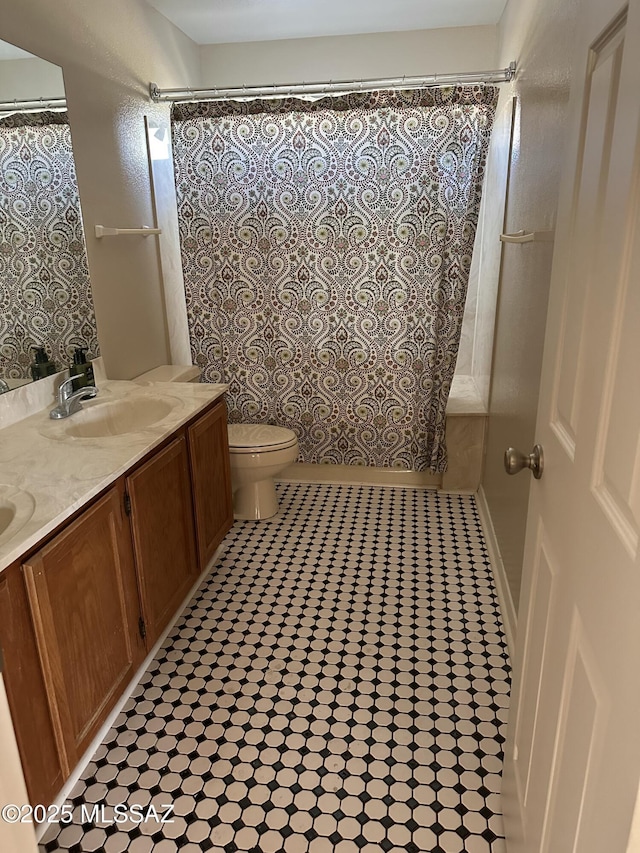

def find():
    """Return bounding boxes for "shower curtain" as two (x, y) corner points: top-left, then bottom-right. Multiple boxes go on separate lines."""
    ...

(0, 111), (98, 381)
(172, 87), (497, 472)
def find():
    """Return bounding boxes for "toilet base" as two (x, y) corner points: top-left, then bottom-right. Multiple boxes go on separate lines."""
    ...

(233, 478), (279, 520)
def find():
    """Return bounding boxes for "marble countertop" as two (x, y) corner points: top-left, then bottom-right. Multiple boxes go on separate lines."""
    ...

(0, 379), (228, 574)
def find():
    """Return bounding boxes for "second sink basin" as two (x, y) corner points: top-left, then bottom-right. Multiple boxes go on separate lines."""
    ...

(64, 397), (176, 438)
(0, 485), (36, 546)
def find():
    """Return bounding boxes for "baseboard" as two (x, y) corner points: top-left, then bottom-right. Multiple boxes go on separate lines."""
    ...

(278, 462), (441, 489)
(475, 485), (517, 661)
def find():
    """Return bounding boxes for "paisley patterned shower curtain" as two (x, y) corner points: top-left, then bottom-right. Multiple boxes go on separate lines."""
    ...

(0, 111), (98, 381)
(172, 87), (497, 471)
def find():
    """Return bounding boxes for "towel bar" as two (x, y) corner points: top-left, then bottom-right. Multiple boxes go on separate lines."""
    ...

(499, 229), (555, 244)
(95, 225), (162, 238)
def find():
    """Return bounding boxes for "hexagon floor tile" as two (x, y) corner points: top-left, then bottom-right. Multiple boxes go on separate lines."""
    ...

(40, 484), (510, 853)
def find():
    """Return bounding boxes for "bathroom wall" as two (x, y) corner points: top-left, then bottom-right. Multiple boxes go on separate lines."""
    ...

(0, 0), (201, 381)
(480, 0), (579, 610)
(0, 57), (64, 100)
(199, 26), (499, 87)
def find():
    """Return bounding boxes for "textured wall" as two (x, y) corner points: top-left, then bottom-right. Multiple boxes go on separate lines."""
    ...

(0, 56), (64, 101)
(0, 0), (200, 381)
(199, 26), (498, 88)
(481, 0), (579, 610)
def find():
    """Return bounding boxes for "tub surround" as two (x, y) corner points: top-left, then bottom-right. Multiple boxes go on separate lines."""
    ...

(446, 374), (487, 415)
(441, 415), (487, 492)
(0, 377), (227, 574)
(442, 374), (488, 492)
(277, 463), (442, 489)
(278, 374), (488, 492)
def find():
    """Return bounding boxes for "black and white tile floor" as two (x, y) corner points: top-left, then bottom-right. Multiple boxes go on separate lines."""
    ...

(41, 483), (510, 853)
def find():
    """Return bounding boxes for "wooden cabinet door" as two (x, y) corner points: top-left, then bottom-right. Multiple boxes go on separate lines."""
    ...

(127, 435), (198, 647)
(22, 484), (145, 770)
(0, 562), (64, 806)
(188, 399), (233, 570)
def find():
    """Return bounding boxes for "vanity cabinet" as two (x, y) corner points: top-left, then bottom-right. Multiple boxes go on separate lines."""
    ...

(188, 399), (233, 569)
(127, 436), (198, 648)
(22, 482), (145, 773)
(0, 393), (233, 808)
(0, 562), (64, 807)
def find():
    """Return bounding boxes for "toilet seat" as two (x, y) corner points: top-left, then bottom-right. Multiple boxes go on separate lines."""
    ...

(228, 423), (298, 454)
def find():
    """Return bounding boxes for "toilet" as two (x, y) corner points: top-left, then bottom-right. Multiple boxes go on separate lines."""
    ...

(132, 367), (297, 520)
(227, 423), (299, 520)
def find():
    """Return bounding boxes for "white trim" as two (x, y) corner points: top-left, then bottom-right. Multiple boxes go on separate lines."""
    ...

(476, 485), (517, 660)
(35, 542), (229, 841)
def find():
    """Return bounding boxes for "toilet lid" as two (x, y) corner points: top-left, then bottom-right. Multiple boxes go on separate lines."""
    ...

(228, 423), (298, 453)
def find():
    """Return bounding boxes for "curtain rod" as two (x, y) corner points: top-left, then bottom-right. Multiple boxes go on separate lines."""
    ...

(0, 97), (66, 115)
(150, 61), (516, 104)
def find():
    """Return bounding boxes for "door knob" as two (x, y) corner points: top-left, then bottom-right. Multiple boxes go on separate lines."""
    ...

(504, 444), (544, 479)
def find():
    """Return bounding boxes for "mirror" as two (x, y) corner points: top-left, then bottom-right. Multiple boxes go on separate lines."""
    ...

(0, 39), (99, 394)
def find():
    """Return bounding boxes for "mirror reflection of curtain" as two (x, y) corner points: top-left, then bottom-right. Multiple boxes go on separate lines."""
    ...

(0, 111), (98, 381)
(173, 87), (497, 472)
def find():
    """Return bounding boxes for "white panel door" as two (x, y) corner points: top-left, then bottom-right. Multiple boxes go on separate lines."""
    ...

(502, 1), (640, 850)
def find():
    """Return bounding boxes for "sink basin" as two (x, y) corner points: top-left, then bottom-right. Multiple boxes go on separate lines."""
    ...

(64, 397), (176, 438)
(0, 485), (36, 546)
(0, 505), (15, 535)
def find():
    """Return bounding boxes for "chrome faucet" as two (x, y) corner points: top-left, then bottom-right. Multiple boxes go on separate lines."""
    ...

(0, 379), (9, 394)
(49, 375), (98, 419)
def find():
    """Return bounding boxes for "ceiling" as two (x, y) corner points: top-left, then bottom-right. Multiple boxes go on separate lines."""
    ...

(146, 0), (508, 45)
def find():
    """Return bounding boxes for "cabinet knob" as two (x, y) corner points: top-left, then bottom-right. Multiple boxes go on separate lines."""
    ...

(504, 445), (544, 479)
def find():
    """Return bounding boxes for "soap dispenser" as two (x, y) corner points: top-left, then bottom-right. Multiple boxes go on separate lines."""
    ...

(30, 346), (57, 381)
(69, 347), (95, 390)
